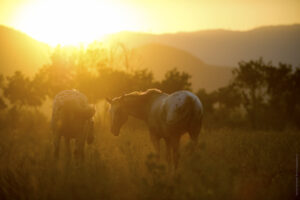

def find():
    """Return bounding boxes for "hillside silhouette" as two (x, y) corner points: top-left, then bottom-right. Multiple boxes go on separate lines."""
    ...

(1, 24), (299, 91)
(0, 25), (50, 75)
(134, 43), (232, 91)
(0, 26), (233, 91)
(109, 24), (300, 67)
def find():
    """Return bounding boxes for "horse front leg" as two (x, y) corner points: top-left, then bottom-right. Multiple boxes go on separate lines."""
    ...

(64, 137), (71, 161)
(54, 133), (61, 159)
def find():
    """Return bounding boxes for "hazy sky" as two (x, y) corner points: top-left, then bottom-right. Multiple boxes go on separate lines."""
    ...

(1, 0), (299, 45)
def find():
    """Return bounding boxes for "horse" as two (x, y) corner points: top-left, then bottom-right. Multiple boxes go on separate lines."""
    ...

(51, 89), (96, 161)
(106, 89), (203, 168)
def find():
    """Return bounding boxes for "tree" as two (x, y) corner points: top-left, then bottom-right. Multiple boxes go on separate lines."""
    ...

(232, 58), (300, 129)
(0, 74), (6, 110)
(158, 68), (191, 93)
(196, 89), (217, 114)
(4, 71), (44, 108)
(34, 46), (76, 99)
(232, 58), (270, 128)
(291, 68), (300, 127)
(131, 69), (154, 91)
(216, 84), (241, 110)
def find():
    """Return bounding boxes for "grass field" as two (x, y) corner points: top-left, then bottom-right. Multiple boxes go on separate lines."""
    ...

(0, 111), (298, 200)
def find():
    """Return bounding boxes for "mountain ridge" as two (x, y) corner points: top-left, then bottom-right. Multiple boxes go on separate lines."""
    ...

(108, 24), (300, 67)
(0, 25), (50, 75)
(133, 43), (233, 91)
(1, 24), (298, 91)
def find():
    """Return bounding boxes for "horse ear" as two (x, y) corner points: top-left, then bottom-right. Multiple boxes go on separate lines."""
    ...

(106, 97), (112, 104)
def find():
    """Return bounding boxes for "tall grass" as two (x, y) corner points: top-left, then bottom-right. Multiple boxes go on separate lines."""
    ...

(0, 110), (298, 200)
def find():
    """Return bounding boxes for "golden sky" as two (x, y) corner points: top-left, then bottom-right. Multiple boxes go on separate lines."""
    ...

(1, 0), (300, 46)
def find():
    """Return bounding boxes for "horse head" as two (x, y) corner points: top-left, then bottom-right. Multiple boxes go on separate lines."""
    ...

(106, 96), (128, 136)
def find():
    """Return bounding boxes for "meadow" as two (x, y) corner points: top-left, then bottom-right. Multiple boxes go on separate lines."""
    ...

(0, 2), (299, 199)
(0, 43), (299, 200)
(0, 106), (297, 200)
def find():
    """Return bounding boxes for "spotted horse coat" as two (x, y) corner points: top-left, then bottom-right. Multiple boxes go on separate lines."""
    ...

(51, 89), (95, 160)
(107, 89), (203, 169)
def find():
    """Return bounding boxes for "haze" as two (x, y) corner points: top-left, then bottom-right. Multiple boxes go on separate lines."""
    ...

(1, 0), (300, 45)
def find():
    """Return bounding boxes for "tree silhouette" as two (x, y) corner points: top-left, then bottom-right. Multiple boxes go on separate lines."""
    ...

(196, 89), (217, 114)
(0, 74), (6, 110)
(216, 84), (241, 110)
(4, 71), (44, 108)
(291, 68), (300, 127)
(158, 68), (191, 93)
(232, 58), (300, 129)
(232, 58), (270, 128)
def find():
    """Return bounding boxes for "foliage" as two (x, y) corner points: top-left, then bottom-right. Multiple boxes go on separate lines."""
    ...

(157, 68), (191, 93)
(4, 71), (45, 107)
(195, 58), (300, 129)
(232, 59), (300, 129)
(1, 44), (193, 107)
(196, 89), (217, 114)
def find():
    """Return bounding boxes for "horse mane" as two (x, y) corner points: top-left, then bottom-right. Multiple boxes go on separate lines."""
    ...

(119, 89), (164, 119)
(125, 88), (163, 98)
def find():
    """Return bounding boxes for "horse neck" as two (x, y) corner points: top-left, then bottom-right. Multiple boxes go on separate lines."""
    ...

(123, 94), (161, 121)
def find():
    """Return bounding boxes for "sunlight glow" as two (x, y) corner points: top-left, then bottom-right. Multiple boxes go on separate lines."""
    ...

(7, 0), (300, 46)
(11, 0), (140, 46)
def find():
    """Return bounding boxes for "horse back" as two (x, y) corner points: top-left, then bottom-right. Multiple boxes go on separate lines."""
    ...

(51, 90), (89, 138)
(148, 91), (203, 135)
(162, 91), (203, 130)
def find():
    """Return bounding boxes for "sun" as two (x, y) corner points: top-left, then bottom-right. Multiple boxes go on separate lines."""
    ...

(12, 0), (139, 46)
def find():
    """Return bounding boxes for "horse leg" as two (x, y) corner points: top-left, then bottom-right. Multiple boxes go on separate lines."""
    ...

(188, 124), (202, 152)
(75, 139), (85, 162)
(150, 133), (160, 158)
(54, 133), (61, 159)
(171, 136), (180, 169)
(189, 120), (202, 143)
(64, 137), (71, 161)
(165, 138), (173, 170)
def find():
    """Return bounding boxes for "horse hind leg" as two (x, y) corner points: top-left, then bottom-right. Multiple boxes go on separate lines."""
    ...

(189, 129), (199, 145)
(165, 136), (180, 171)
(188, 123), (202, 154)
(75, 139), (85, 162)
(150, 133), (161, 158)
(165, 139), (173, 170)
(171, 136), (180, 170)
(188, 120), (202, 144)
(64, 137), (71, 161)
(54, 133), (61, 159)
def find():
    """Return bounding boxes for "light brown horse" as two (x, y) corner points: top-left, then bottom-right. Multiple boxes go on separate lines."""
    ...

(106, 89), (203, 168)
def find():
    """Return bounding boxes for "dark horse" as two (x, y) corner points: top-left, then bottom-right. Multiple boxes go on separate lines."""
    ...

(106, 89), (203, 168)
